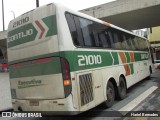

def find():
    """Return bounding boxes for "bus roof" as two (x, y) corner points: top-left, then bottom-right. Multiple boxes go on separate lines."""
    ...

(9, 2), (147, 40)
(58, 2), (147, 40)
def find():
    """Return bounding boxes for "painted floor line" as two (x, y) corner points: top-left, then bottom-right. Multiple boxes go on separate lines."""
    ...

(118, 86), (158, 112)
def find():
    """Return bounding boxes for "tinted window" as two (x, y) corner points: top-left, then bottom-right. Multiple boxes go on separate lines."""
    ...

(92, 22), (111, 48)
(110, 29), (123, 49)
(74, 16), (84, 46)
(123, 34), (135, 50)
(79, 18), (95, 47)
(138, 38), (148, 51)
(65, 13), (83, 46)
(65, 12), (148, 51)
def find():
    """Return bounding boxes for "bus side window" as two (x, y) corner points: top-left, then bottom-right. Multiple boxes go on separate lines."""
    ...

(93, 32), (102, 47)
(129, 36), (136, 50)
(73, 16), (85, 46)
(135, 37), (149, 51)
(145, 40), (150, 51)
(65, 13), (85, 47)
(121, 35), (128, 50)
(113, 32), (122, 49)
(143, 40), (149, 51)
(98, 32), (108, 48)
(79, 17), (96, 47)
(65, 13), (80, 46)
(96, 31), (111, 48)
(92, 22), (111, 48)
(92, 23), (103, 47)
(137, 38), (146, 51)
(104, 31), (111, 48)
(123, 34), (135, 50)
(108, 31), (115, 49)
(133, 37), (140, 50)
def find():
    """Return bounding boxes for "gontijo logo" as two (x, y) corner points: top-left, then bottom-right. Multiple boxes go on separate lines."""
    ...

(7, 15), (57, 48)
(8, 28), (33, 43)
(8, 17), (33, 43)
(8, 17), (46, 44)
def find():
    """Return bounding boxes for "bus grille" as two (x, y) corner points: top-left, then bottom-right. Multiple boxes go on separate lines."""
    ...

(79, 73), (93, 106)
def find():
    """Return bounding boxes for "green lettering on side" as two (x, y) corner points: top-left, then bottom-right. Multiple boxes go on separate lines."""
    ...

(134, 53), (148, 61)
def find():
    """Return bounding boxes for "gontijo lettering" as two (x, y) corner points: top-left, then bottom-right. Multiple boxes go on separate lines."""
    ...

(8, 29), (33, 43)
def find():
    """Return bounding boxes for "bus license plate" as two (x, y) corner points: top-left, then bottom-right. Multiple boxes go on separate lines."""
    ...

(30, 100), (39, 106)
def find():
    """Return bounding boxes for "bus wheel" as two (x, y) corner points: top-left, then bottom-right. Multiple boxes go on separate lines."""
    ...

(102, 81), (115, 108)
(117, 77), (126, 100)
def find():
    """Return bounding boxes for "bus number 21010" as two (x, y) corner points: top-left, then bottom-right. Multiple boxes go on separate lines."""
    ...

(78, 55), (102, 66)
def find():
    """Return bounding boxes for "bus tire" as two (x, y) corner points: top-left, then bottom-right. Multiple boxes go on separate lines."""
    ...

(117, 77), (126, 100)
(102, 81), (115, 108)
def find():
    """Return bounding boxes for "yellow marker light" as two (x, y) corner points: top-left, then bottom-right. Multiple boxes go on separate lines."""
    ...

(64, 80), (71, 86)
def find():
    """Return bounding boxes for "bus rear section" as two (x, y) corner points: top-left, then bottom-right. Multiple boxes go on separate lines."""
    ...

(7, 3), (74, 112)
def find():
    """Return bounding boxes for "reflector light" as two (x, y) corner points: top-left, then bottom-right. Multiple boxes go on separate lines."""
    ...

(60, 57), (72, 97)
(64, 80), (71, 86)
(60, 58), (71, 86)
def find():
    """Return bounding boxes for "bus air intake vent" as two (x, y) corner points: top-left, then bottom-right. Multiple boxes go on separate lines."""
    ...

(79, 73), (93, 106)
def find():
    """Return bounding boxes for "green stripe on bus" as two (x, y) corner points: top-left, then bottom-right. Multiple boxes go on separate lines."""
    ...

(9, 57), (61, 78)
(129, 63), (134, 74)
(111, 52), (119, 65)
(42, 15), (57, 37)
(62, 51), (113, 72)
(134, 52), (148, 61)
(9, 52), (60, 65)
(125, 52), (130, 63)
(9, 50), (148, 79)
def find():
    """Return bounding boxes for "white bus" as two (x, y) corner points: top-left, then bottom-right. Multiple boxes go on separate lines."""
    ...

(7, 3), (152, 113)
